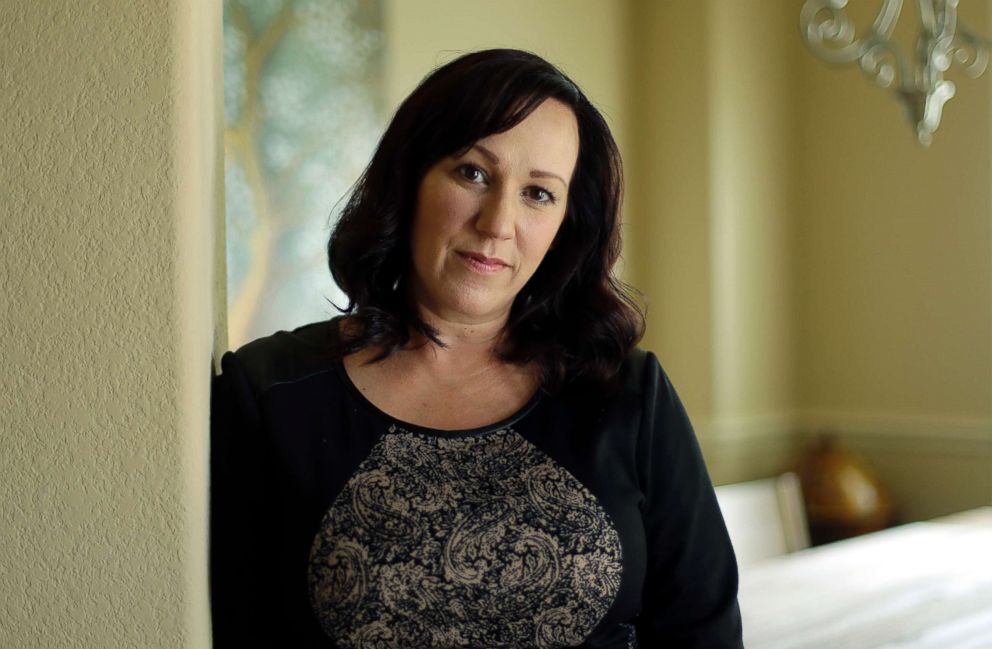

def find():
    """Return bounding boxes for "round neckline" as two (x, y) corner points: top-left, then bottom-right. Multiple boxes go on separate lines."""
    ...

(333, 358), (545, 439)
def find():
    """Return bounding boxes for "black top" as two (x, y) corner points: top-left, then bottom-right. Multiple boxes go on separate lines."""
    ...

(210, 319), (743, 648)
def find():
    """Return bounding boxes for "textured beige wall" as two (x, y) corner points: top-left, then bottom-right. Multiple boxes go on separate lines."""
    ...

(175, 0), (223, 644)
(1, 1), (218, 646)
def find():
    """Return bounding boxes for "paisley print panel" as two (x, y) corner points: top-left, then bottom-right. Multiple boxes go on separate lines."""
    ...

(308, 426), (623, 649)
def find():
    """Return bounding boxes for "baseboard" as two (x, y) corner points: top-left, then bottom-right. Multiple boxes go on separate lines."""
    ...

(695, 413), (801, 485)
(694, 410), (992, 519)
(798, 411), (992, 456)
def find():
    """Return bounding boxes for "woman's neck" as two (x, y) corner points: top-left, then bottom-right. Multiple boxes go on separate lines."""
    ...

(404, 305), (509, 377)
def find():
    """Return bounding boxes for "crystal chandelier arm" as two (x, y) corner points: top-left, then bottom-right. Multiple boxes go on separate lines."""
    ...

(925, 0), (957, 73)
(801, 0), (861, 63)
(800, 0), (989, 145)
(859, 38), (909, 88)
(801, 0), (904, 63)
(917, 0), (939, 37)
(874, 0), (904, 40)
(949, 27), (991, 77)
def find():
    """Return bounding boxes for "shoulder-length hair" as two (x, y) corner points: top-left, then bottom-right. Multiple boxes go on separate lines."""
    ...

(328, 48), (643, 391)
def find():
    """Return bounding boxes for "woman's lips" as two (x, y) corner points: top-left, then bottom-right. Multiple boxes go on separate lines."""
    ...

(457, 251), (509, 274)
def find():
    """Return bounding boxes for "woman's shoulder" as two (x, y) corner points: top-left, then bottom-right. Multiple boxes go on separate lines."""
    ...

(611, 346), (665, 396)
(555, 347), (661, 408)
(222, 318), (341, 396)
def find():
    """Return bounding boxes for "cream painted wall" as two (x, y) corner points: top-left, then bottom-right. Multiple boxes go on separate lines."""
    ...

(794, 0), (992, 519)
(708, 0), (799, 421)
(627, 0), (717, 420)
(1, 1), (218, 647)
(628, 0), (801, 483)
(705, 0), (803, 482)
(796, 4), (992, 419)
(628, 0), (992, 506)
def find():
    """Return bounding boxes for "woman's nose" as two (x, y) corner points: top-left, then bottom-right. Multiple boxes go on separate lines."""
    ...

(474, 190), (515, 240)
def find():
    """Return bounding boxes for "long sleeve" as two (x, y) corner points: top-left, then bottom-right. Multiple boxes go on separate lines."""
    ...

(209, 351), (278, 647)
(633, 353), (743, 647)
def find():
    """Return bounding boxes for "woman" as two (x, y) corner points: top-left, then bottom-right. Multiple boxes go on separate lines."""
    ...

(211, 49), (742, 648)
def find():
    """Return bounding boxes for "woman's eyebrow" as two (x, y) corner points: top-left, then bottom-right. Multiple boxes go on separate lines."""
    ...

(472, 144), (566, 187)
(530, 169), (566, 187)
(472, 143), (501, 164)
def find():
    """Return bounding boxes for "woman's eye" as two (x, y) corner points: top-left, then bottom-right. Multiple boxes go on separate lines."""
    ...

(525, 186), (557, 205)
(457, 164), (485, 183)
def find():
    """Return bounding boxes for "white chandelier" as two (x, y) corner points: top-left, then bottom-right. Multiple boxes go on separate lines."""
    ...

(800, 0), (990, 145)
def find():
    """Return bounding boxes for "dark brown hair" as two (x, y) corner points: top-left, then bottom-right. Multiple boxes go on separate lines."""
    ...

(327, 48), (643, 390)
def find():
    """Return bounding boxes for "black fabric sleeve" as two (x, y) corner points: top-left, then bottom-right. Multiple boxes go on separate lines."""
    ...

(209, 351), (278, 647)
(633, 353), (743, 648)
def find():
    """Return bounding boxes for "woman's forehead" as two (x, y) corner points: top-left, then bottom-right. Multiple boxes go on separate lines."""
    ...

(471, 100), (579, 182)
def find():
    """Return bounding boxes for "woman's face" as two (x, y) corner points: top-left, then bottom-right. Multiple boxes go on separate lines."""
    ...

(409, 98), (580, 327)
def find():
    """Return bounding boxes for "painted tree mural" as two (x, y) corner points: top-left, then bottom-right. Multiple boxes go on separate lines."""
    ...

(223, 0), (384, 348)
